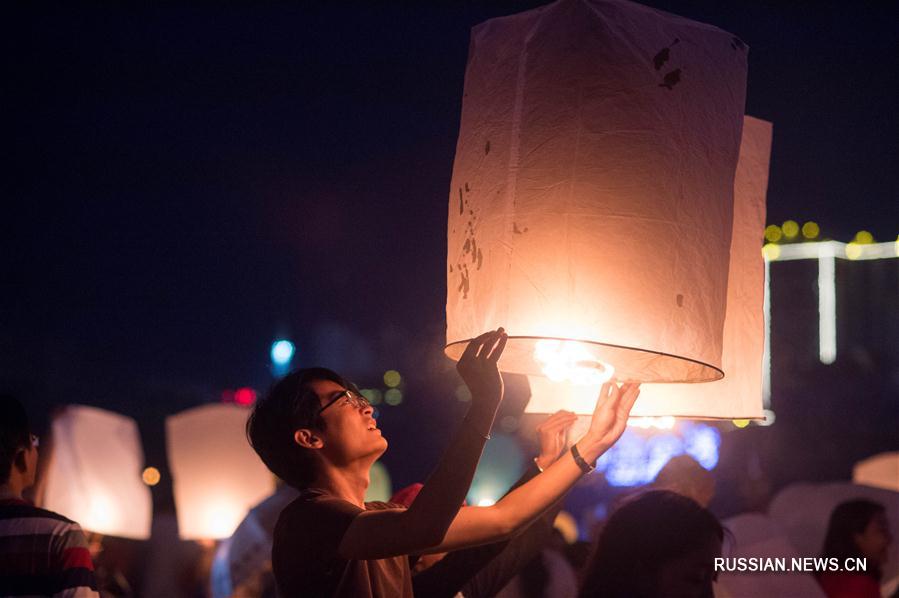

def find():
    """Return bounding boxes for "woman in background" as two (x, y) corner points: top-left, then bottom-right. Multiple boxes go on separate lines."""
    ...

(817, 499), (892, 598)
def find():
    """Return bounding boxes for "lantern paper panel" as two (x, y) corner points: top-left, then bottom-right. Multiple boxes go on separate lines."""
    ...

(166, 404), (275, 540)
(40, 405), (152, 539)
(526, 116), (771, 418)
(446, 0), (748, 383)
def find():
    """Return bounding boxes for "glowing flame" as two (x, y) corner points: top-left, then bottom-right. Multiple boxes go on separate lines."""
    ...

(534, 340), (615, 385)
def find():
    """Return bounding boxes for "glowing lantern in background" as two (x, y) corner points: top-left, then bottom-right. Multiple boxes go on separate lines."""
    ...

(853, 452), (899, 492)
(446, 0), (748, 384)
(365, 461), (393, 502)
(526, 116), (771, 418)
(39, 405), (151, 539)
(167, 404), (275, 540)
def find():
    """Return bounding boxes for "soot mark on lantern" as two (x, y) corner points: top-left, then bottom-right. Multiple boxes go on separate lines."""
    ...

(485, 140), (491, 154)
(458, 188), (464, 215)
(463, 238), (471, 253)
(477, 248), (483, 270)
(465, 182), (471, 193)
(659, 68), (682, 90)
(653, 38), (679, 70)
(449, 265), (453, 273)
(471, 239), (478, 263)
(458, 265), (470, 299)
(513, 222), (529, 234)
(676, 294), (684, 307)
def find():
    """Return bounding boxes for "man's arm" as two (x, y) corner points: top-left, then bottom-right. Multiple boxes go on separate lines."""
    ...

(337, 329), (508, 560)
(51, 521), (100, 598)
(412, 411), (578, 598)
(422, 382), (640, 554)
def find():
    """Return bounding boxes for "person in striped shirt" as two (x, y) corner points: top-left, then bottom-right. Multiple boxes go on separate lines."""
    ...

(0, 395), (99, 597)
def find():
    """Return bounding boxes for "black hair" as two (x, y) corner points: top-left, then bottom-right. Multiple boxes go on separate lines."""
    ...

(580, 490), (724, 598)
(819, 499), (885, 580)
(246, 367), (355, 489)
(1, 395), (31, 485)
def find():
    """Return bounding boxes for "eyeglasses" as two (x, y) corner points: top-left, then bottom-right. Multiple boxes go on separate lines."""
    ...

(317, 389), (372, 417)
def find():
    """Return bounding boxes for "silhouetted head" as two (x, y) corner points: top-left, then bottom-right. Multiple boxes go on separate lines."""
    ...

(821, 499), (891, 576)
(0, 395), (38, 492)
(653, 455), (716, 508)
(580, 490), (723, 598)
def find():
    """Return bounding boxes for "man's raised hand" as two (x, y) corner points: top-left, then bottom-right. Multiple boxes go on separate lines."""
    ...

(580, 381), (641, 458)
(456, 328), (508, 408)
(535, 410), (579, 471)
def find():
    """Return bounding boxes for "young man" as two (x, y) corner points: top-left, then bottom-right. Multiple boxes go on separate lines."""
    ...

(247, 329), (640, 597)
(0, 395), (99, 597)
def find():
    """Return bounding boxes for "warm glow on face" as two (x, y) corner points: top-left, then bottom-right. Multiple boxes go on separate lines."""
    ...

(534, 340), (615, 385)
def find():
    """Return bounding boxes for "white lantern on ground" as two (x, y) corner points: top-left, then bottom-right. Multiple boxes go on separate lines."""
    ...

(166, 404), (275, 540)
(40, 405), (152, 539)
(526, 116), (771, 418)
(445, 0), (748, 385)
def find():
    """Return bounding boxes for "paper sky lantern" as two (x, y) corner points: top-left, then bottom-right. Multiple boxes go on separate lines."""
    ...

(853, 452), (899, 492)
(211, 485), (299, 598)
(445, 0), (748, 384)
(40, 405), (152, 539)
(167, 404), (275, 540)
(526, 116), (771, 417)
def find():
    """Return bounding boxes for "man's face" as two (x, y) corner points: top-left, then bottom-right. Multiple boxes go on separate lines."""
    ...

(24, 438), (38, 488)
(7, 435), (38, 490)
(308, 379), (387, 464)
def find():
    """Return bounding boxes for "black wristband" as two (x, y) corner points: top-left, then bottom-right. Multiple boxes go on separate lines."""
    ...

(570, 443), (595, 474)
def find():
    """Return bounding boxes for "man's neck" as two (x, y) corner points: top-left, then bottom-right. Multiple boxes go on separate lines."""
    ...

(311, 459), (373, 508)
(0, 483), (24, 501)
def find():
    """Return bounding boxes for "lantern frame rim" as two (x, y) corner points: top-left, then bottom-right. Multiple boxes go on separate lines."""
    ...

(444, 335), (725, 383)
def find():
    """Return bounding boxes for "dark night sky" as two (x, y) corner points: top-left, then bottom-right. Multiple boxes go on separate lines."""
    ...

(4, 2), (897, 438)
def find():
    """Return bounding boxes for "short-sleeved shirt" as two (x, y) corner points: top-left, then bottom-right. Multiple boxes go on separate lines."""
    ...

(272, 489), (413, 598)
(0, 498), (99, 597)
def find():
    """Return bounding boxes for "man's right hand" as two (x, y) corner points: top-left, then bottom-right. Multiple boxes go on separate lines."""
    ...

(577, 381), (641, 463)
(456, 328), (508, 407)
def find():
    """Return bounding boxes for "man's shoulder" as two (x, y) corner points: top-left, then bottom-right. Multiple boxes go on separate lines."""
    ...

(277, 490), (363, 528)
(0, 500), (79, 526)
